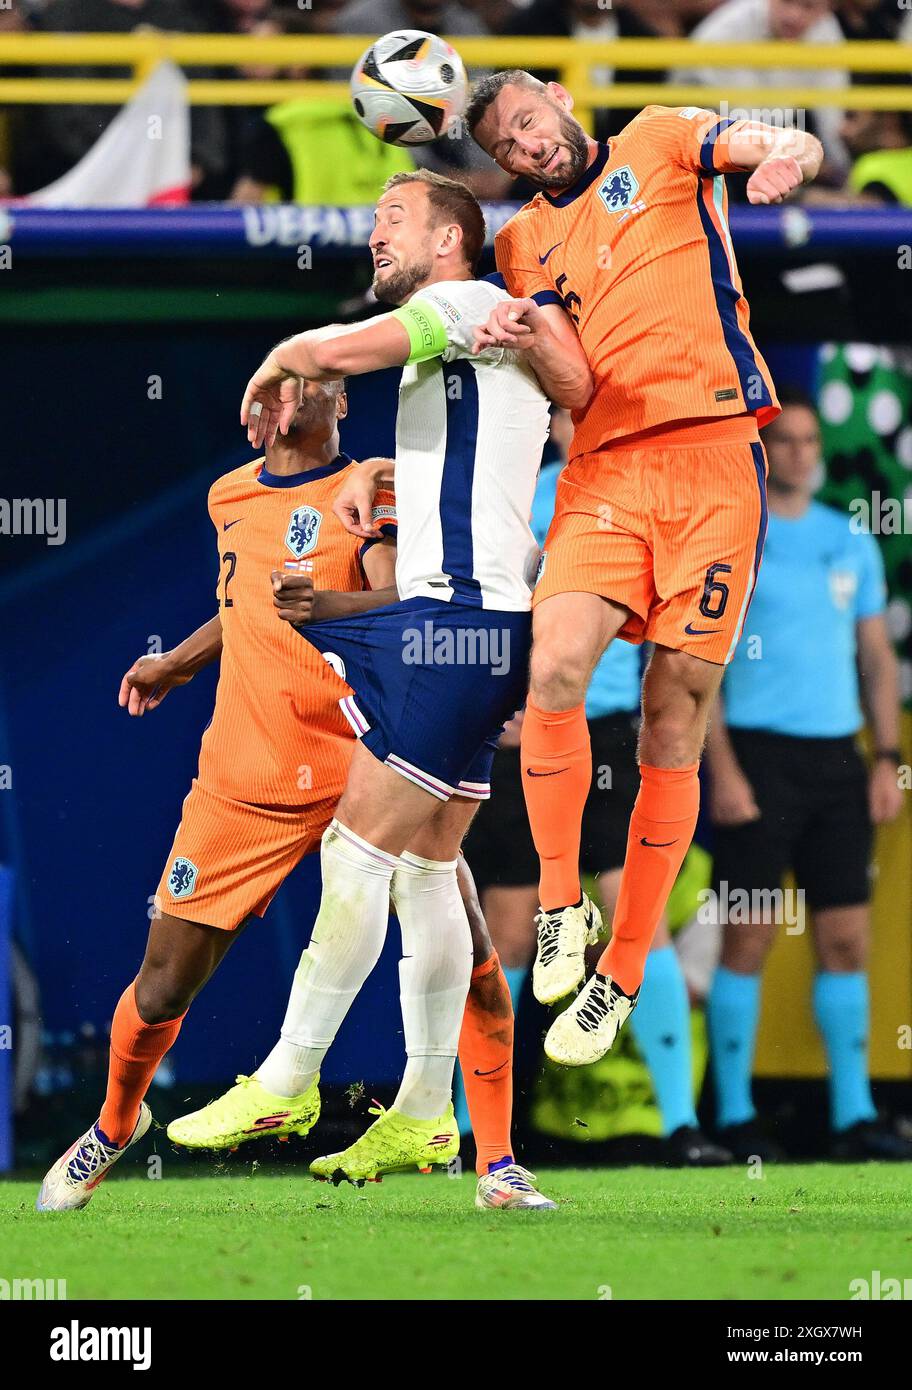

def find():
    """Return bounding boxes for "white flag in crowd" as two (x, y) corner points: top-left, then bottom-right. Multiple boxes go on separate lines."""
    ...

(27, 61), (191, 208)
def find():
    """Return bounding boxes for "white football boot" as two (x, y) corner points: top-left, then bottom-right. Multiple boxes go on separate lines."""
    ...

(475, 1164), (557, 1210)
(544, 973), (639, 1066)
(532, 893), (603, 1004)
(36, 1103), (152, 1212)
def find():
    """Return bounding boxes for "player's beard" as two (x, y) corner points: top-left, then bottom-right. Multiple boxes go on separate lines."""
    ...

(528, 110), (590, 191)
(373, 256), (434, 305)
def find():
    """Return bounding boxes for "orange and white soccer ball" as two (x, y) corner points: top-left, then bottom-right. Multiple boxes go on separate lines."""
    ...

(350, 29), (468, 147)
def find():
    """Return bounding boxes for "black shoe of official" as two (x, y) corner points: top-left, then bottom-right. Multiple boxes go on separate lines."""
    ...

(664, 1125), (733, 1167)
(717, 1120), (787, 1164)
(830, 1117), (912, 1162)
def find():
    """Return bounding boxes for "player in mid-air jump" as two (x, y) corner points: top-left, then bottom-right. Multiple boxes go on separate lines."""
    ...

(37, 379), (555, 1213)
(167, 168), (590, 1191)
(464, 74), (823, 1067)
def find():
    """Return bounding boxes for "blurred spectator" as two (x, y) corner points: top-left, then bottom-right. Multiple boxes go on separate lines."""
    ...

(334, 0), (488, 37)
(835, 0), (905, 41)
(194, 0), (287, 199)
(231, 101), (415, 203)
(625, 0), (727, 33)
(502, 0), (665, 140)
(462, 0), (518, 29)
(292, 0), (349, 30)
(0, 1), (34, 197)
(22, 0), (227, 197)
(804, 76), (912, 205)
(674, 0), (849, 179)
(842, 80), (912, 205)
(705, 387), (909, 1163)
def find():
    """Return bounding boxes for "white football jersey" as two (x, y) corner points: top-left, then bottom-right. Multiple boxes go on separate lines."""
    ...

(391, 278), (550, 612)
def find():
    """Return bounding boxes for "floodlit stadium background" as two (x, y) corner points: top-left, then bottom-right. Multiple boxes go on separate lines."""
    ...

(1, 0), (911, 1172)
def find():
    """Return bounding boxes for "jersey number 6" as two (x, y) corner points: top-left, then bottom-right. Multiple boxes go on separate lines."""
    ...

(699, 561), (731, 619)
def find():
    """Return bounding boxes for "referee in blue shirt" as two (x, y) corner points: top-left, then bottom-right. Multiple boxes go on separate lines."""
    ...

(705, 387), (910, 1162)
(463, 410), (730, 1166)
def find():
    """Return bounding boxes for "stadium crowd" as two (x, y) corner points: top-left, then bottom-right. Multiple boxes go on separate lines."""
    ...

(1, 0), (912, 201)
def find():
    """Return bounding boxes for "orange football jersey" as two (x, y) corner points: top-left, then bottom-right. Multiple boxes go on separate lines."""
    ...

(495, 106), (780, 456)
(198, 454), (395, 808)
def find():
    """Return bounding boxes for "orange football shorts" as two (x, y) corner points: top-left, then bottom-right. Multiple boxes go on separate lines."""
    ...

(153, 776), (347, 930)
(534, 416), (768, 666)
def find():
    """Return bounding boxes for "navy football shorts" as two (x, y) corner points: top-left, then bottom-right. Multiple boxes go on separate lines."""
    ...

(297, 596), (531, 801)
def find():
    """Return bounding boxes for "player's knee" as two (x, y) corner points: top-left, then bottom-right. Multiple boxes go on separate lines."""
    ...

(641, 679), (713, 763)
(529, 646), (589, 709)
(134, 968), (195, 1025)
(818, 934), (866, 974)
(720, 930), (768, 976)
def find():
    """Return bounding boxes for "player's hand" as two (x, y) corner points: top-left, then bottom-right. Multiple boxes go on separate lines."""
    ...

(118, 653), (192, 716)
(472, 298), (544, 354)
(271, 569), (319, 625)
(868, 759), (904, 826)
(332, 462), (387, 540)
(709, 769), (761, 827)
(498, 707), (524, 749)
(241, 353), (303, 449)
(746, 155), (804, 206)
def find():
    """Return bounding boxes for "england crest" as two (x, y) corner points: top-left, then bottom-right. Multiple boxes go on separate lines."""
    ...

(598, 166), (640, 214)
(168, 857), (198, 899)
(285, 504), (322, 559)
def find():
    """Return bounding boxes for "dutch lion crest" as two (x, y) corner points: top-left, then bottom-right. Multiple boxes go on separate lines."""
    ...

(168, 857), (198, 899)
(598, 165), (640, 213)
(285, 504), (322, 559)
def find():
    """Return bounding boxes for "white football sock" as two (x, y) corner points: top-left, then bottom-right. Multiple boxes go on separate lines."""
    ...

(390, 850), (473, 1121)
(255, 820), (398, 1098)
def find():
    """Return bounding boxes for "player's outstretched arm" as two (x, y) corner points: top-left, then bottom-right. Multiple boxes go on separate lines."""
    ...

(472, 300), (593, 410)
(118, 614), (223, 717)
(241, 319), (411, 448)
(723, 123), (824, 206)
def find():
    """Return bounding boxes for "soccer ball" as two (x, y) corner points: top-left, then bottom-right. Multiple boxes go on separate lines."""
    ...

(350, 30), (468, 147)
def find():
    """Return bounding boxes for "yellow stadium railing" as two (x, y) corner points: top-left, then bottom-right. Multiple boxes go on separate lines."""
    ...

(0, 35), (910, 133)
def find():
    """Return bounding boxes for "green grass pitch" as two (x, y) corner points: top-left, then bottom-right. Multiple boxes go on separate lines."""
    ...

(2, 1164), (910, 1301)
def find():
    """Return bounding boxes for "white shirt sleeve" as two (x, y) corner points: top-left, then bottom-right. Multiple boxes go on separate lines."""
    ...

(408, 279), (507, 362)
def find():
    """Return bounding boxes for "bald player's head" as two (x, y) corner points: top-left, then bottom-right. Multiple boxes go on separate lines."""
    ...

(466, 71), (591, 191)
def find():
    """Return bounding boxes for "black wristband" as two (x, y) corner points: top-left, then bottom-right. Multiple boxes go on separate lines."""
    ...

(875, 749), (902, 764)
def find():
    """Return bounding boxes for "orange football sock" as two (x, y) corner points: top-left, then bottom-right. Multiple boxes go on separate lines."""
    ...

(520, 696), (591, 910)
(98, 981), (185, 1146)
(458, 952), (514, 1176)
(599, 763), (700, 995)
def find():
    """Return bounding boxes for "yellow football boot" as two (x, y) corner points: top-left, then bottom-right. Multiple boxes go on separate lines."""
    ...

(310, 1102), (458, 1185)
(167, 1074), (320, 1150)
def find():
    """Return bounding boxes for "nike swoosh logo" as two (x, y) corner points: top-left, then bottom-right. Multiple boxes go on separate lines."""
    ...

(641, 837), (678, 848)
(525, 767), (570, 777)
(474, 1062), (508, 1077)
(223, 518), (244, 531)
(538, 241), (563, 265)
(684, 622), (715, 635)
